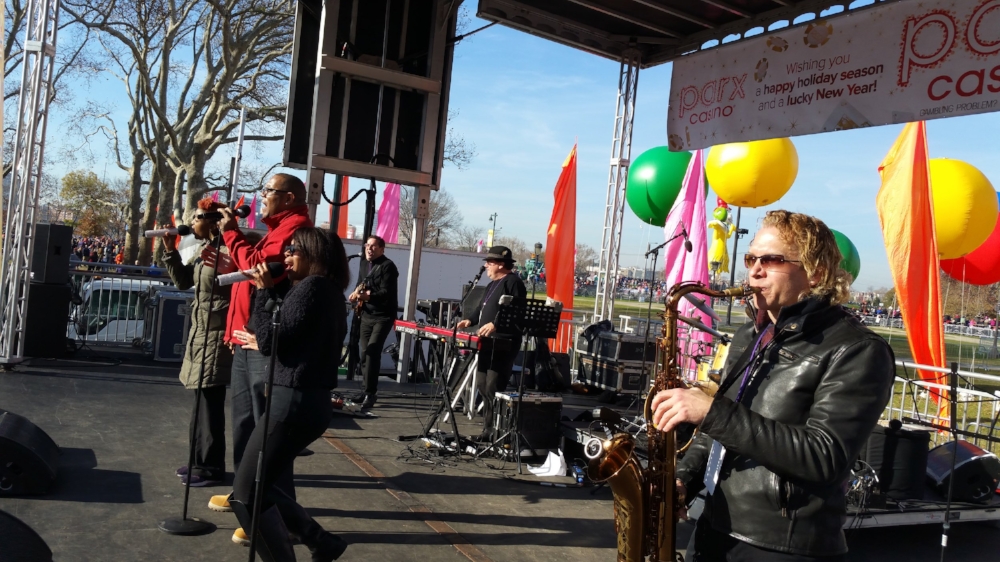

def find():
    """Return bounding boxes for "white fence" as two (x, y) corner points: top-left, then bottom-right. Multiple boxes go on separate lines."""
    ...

(883, 360), (1000, 452)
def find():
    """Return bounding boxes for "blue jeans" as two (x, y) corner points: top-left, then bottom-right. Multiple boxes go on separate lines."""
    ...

(231, 345), (295, 500)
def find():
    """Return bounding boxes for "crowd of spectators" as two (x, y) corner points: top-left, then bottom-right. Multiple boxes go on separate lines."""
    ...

(72, 236), (125, 266)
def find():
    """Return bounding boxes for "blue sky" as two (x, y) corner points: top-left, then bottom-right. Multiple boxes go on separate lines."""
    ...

(38, 9), (1000, 291)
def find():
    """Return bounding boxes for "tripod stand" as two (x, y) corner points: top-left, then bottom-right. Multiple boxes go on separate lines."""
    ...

(481, 297), (562, 473)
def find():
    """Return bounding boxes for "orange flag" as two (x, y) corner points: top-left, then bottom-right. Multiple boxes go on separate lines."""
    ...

(546, 145), (577, 353)
(338, 177), (350, 238)
(876, 122), (948, 418)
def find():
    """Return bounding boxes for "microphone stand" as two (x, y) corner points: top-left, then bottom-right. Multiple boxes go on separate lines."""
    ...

(248, 299), (282, 562)
(158, 232), (222, 536)
(635, 227), (689, 418)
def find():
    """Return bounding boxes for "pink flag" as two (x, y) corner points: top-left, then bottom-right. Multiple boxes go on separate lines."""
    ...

(211, 191), (220, 203)
(662, 150), (712, 374)
(247, 193), (257, 229)
(376, 183), (401, 244)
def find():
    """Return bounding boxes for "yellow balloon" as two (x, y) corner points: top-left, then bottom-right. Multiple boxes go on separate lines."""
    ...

(930, 159), (998, 259)
(705, 138), (798, 208)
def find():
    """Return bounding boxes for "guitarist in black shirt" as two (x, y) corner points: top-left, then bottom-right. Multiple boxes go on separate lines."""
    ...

(457, 246), (527, 440)
(348, 235), (399, 409)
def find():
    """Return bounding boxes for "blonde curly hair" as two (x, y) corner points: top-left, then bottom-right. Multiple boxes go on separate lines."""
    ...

(761, 210), (852, 306)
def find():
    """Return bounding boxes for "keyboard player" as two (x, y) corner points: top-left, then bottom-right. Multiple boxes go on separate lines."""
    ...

(455, 246), (527, 442)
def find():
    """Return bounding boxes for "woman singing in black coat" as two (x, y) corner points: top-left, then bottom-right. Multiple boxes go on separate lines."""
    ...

(231, 227), (350, 562)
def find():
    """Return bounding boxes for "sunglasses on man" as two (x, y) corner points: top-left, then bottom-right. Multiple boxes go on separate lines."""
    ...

(744, 254), (802, 268)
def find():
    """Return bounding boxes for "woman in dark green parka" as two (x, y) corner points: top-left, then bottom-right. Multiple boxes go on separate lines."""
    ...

(163, 198), (233, 486)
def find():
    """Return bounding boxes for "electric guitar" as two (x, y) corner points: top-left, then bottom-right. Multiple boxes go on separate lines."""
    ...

(352, 282), (366, 316)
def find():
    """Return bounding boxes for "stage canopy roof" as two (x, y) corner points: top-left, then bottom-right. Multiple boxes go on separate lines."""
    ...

(476, 0), (875, 67)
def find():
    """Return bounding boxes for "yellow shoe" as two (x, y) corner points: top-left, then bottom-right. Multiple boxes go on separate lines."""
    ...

(232, 527), (249, 547)
(208, 494), (233, 512)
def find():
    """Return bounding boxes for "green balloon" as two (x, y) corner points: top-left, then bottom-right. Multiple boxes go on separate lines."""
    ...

(626, 147), (692, 226)
(830, 229), (861, 282)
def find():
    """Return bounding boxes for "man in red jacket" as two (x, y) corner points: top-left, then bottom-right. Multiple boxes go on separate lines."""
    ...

(205, 173), (312, 542)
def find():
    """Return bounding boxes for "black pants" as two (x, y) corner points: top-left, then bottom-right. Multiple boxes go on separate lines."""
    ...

(189, 385), (226, 480)
(476, 338), (518, 430)
(687, 515), (846, 562)
(359, 315), (394, 395)
(232, 386), (333, 558)
(231, 345), (296, 500)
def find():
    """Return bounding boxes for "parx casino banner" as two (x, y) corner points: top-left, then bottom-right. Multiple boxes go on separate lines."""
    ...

(667, 0), (1000, 151)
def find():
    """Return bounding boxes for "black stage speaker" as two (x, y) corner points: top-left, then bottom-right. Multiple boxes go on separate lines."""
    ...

(284, 0), (456, 188)
(926, 440), (1000, 504)
(31, 223), (72, 284)
(461, 285), (486, 318)
(0, 509), (52, 562)
(861, 423), (930, 500)
(0, 411), (59, 495)
(24, 283), (71, 358)
(495, 393), (562, 452)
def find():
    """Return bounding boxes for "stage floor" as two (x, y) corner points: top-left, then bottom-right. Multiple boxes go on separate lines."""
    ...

(1, 348), (999, 561)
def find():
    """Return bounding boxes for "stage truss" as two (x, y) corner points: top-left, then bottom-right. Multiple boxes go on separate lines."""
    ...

(0, 0), (60, 365)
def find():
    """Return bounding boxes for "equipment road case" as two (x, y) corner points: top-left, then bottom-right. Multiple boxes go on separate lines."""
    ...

(575, 350), (652, 395)
(576, 330), (657, 363)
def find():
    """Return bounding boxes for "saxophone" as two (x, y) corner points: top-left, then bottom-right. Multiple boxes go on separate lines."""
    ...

(585, 282), (752, 562)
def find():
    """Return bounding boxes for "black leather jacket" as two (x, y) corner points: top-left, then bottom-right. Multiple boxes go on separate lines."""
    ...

(676, 297), (894, 555)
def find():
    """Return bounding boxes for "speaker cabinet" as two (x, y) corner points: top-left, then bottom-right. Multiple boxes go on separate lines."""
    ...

(31, 223), (72, 285)
(926, 440), (1000, 504)
(0, 509), (52, 562)
(284, 0), (456, 189)
(861, 424), (930, 500)
(24, 283), (71, 358)
(495, 392), (562, 452)
(461, 285), (486, 319)
(0, 411), (59, 495)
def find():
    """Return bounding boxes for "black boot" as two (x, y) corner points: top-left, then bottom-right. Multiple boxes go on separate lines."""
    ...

(310, 531), (348, 561)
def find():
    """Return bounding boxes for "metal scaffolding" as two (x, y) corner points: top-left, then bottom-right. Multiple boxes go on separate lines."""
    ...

(0, 0), (60, 364)
(593, 50), (640, 322)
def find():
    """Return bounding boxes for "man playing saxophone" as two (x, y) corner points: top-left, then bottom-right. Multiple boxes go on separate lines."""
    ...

(652, 210), (894, 562)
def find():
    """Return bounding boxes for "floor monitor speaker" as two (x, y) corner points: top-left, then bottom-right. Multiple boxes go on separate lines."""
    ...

(0, 411), (59, 495)
(0, 509), (52, 562)
(926, 440), (1000, 504)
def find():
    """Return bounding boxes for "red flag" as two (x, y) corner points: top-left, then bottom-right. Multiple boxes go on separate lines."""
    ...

(876, 122), (948, 418)
(546, 145), (577, 353)
(235, 194), (246, 209)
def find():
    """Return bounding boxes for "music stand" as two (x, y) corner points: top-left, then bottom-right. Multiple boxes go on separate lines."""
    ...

(484, 297), (562, 473)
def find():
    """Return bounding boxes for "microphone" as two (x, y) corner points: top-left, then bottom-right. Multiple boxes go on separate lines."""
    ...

(216, 262), (286, 286)
(679, 314), (729, 341)
(681, 224), (693, 253)
(144, 225), (192, 237)
(199, 205), (252, 221)
(683, 294), (721, 323)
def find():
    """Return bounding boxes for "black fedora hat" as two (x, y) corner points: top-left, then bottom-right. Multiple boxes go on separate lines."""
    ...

(483, 245), (516, 263)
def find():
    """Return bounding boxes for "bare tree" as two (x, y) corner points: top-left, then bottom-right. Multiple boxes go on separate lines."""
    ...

(64, 0), (295, 263)
(3, 1), (96, 177)
(450, 224), (485, 252)
(443, 110), (477, 171)
(575, 243), (598, 274)
(398, 187), (464, 246)
(494, 235), (530, 266)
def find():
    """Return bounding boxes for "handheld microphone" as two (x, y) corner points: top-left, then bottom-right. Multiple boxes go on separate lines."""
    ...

(144, 225), (192, 237)
(216, 262), (286, 286)
(199, 205), (252, 221)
